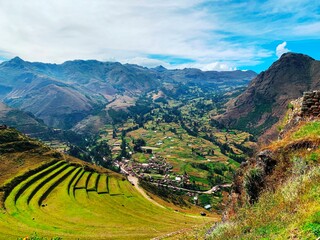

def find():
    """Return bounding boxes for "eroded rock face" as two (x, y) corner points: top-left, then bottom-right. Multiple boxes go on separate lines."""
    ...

(257, 150), (277, 174)
(301, 91), (320, 117)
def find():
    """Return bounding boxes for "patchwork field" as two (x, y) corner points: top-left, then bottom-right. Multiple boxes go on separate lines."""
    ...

(0, 160), (215, 239)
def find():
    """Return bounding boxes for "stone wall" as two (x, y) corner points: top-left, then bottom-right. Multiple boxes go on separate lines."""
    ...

(301, 91), (320, 117)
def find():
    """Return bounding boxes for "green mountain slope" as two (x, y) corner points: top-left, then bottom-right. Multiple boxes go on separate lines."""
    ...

(0, 128), (215, 239)
(0, 57), (256, 130)
(0, 102), (50, 138)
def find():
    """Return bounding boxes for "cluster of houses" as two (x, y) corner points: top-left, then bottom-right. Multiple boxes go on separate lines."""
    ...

(119, 154), (194, 189)
(120, 155), (172, 176)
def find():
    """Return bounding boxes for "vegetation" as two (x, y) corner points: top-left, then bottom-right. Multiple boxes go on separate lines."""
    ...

(206, 119), (320, 239)
(0, 128), (215, 239)
(293, 121), (320, 139)
(18, 232), (62, 240)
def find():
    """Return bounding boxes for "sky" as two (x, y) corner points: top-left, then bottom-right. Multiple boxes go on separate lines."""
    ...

(0, 0), (319, 73)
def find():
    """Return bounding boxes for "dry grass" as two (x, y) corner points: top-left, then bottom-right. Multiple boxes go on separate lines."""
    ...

(208, 165), (320, 239)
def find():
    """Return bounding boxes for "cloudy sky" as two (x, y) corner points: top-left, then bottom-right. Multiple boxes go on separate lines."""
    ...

(0, 0), (319, 72)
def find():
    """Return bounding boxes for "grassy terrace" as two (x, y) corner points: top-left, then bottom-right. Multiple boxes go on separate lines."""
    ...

(0, 160), (215, 239)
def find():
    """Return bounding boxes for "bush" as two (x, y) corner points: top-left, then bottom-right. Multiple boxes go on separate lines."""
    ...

(287, 103), (294, 110)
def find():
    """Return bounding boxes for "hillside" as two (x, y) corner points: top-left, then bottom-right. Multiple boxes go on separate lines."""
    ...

(217, 53), (320, 143)
(0, 102), (50, 138)
(0, 128), (216, 239)
(206, 99), (320, 239)
(0, 57), (256, 130)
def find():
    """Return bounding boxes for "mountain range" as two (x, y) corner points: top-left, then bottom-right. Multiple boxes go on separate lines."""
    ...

(0, 57), (256, 131)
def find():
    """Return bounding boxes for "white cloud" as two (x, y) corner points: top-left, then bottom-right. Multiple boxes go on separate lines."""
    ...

(0, 0), (272, 70)
(294, 22), (320, 37)
(0, 0), (318, 70)
(276, 42), (290, 58)
(124, 57), (169, 68)
(203, 62), (237, 71)
(182, 62), (237, 71)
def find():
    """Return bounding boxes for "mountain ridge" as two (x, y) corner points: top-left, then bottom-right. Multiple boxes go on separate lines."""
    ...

(216, 52), (320, 143)
(0, 57), (256, 130)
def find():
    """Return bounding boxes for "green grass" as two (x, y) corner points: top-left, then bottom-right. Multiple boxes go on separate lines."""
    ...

(74, 171), (90, 189)
(293, 121), (320, 139)
(0, 162), (214, 239)
(97, 174), (108, 194)
(86, 172), (99, 191)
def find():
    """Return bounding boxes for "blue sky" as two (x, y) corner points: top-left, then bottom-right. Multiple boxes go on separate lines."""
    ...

(0, 0), (319, 73)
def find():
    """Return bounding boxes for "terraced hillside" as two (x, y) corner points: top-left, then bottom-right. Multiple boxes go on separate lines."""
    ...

(0, 129), (215, 239)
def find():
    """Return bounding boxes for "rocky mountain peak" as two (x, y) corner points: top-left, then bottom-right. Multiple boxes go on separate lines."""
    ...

(216, 52), (320, 143)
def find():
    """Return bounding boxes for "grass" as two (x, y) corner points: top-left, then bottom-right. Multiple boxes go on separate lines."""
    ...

(96, 174), (108, 194)
(293, 121), (320, 139)
(86, 172), (99, 191)
(0, 161), (215, 239)
(1, 128), (207, 239)
(18, 232), (62, 240)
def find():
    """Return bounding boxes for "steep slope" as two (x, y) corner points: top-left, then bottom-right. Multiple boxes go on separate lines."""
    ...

(217, 53), (320, 142)
(0, 57), (256, 130)
(0, 58), (106, 129)
(0, 128), (215, 239)
(207, 101), (320, 239)
(0, 102), (50, 137)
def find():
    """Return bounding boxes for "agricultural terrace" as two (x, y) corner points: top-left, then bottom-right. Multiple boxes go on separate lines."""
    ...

(0, 160), (216, 239)
(0, 129), (217, 239)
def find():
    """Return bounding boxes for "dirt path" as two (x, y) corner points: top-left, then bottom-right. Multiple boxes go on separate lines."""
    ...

(127, 174), (165, 209)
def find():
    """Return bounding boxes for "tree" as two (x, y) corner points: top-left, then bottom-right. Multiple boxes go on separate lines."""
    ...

(112, 129), (117, 139)
(133, 138), (146, 152)
(120, 130), (128, 159)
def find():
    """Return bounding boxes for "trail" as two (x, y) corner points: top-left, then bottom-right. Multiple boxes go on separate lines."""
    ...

(127, 174), (165, 209)
(149, 182), (232, 194)
(120, 166), (163, 208)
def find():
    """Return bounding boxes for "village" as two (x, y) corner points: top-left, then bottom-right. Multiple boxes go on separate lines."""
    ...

(116, 154), (193, 190)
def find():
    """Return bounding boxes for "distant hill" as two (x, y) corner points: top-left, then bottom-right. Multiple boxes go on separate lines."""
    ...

(0, 57), (256, 130)
(0, 102), (50, 137)
(216, 53), (320, 142)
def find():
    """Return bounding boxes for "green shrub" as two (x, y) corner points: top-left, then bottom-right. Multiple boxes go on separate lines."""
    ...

(287, 103), (294, 110)
(308, 152), (319, 162)
(293, 121), (320, 139)
(303, 215), (320, 237)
